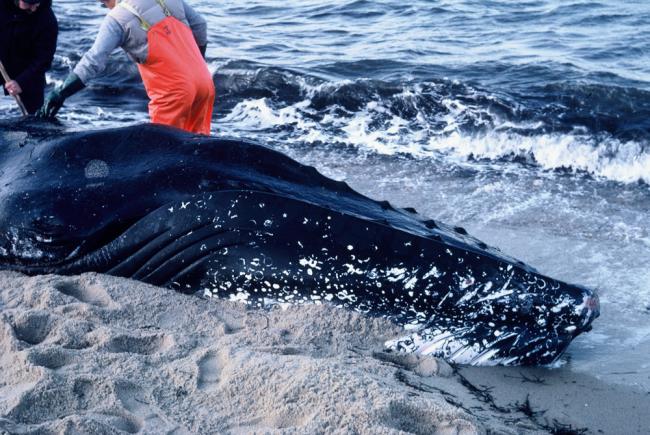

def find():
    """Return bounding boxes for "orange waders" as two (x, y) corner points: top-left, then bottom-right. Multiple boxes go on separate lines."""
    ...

(121, 1), (215, 135)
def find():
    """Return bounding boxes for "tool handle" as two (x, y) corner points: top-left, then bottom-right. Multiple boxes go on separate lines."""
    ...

(0, 60), (29, 116)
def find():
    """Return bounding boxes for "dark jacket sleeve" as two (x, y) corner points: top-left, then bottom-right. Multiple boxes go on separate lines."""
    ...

(14, 9), (58, 90)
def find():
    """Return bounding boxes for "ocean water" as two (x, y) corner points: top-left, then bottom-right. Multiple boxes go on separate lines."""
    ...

(2, 0), (649, 387)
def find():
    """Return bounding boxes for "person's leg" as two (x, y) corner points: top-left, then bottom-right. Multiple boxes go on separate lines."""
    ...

(148, 83), (196, 131)
(184, 78), (215, 135)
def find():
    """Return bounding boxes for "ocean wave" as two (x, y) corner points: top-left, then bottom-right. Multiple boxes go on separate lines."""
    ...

(427, 133), (650, 184)
(221, 97), (649, 184)
(213, 65), (649, 183)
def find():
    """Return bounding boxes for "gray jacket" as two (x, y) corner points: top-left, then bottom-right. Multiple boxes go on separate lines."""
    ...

(74, 0), (208, 84)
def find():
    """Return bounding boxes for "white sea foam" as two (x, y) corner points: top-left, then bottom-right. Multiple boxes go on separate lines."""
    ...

(219, 94), (650, 184)
(427, 132), (650, 184)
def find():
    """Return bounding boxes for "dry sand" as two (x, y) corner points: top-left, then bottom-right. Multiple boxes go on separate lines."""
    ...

(0, 271), (648, 434)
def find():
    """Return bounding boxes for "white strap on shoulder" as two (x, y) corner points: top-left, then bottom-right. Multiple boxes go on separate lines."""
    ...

(155, 0), (172, 17)
(118, 1), (152, 31)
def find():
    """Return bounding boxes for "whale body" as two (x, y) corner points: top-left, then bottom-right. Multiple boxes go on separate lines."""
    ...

(0, 119), (599, 365)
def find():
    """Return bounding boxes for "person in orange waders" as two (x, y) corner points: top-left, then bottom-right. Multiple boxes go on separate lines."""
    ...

(38, 0), (214, 135)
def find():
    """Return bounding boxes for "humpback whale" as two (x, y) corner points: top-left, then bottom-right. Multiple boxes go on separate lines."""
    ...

(0, 119), (599, 365)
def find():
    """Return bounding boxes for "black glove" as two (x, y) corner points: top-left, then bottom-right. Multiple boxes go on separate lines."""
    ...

(199, 44), (207, 59)
(37, 73), (85, 119)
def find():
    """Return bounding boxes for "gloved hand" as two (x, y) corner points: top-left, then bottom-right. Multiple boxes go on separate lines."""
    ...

(199, 44), (207, 59)
(38, 88), (65, 118)
(37, 73), (85, 118)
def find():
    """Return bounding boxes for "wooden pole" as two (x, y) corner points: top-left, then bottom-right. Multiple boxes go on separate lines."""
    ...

(0, 60), (28, 116)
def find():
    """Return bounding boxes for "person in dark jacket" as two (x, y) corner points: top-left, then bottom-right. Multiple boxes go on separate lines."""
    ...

(0, 0), (58, 114)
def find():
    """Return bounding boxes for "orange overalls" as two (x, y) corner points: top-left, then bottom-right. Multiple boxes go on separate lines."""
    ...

(120, 0), (215, 135)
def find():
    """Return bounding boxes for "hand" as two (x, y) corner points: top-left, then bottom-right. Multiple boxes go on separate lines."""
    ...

(36, 73), (85, 119)
(4, 80), (22, 96)
(37, 89), (65, 118)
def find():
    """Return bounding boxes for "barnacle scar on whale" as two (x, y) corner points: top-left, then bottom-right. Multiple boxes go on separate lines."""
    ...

(0, 120), (599, 365)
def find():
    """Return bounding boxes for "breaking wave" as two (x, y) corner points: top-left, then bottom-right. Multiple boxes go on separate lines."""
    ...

(214, 63), (650, 184)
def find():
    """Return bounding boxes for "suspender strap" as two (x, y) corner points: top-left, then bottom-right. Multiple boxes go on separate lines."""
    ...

(119, 0), (172, 31)
(119, 1), (151, 31)
(155, 0), (172, 17)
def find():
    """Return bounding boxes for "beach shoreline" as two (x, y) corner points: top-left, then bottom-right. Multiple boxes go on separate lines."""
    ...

(1, 271), (647, 434)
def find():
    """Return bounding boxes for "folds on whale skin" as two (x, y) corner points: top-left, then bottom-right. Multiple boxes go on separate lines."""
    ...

(0, 119), (599, 365)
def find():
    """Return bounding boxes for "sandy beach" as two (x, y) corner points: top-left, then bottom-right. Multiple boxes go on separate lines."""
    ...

(0, 270), (647, 434)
